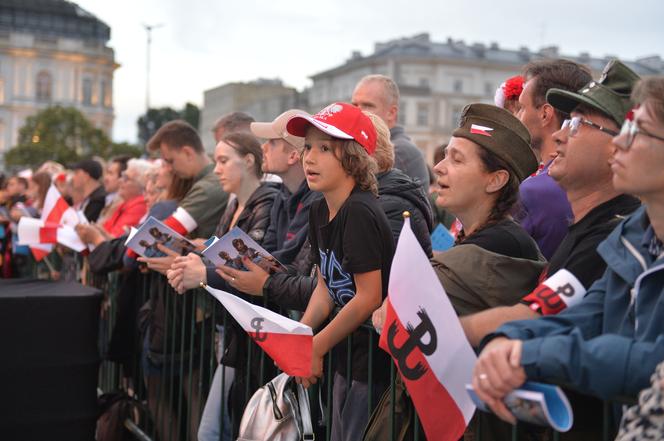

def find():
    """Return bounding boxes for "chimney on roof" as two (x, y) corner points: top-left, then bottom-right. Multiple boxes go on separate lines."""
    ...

(350, 50), (362, 61)
(579, 51), (590, 62)
(490, 41), (499, 50)
(636, 55), (664, 71)
(539, 46), (559, 58)
(472, 42), (486, 57)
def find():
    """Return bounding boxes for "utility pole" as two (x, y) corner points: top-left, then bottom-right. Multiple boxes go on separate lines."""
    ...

(142, 23), (163, 112)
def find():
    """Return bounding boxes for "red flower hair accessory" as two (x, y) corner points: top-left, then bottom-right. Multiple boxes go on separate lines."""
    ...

(503, 75), (525, 101)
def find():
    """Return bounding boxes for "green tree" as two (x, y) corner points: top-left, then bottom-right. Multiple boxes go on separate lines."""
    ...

(4, 106), (142, 168)
(137, 102), (200, 146)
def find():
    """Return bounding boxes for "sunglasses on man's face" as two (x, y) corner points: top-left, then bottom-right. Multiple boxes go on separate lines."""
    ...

(561, 116), (619, 138)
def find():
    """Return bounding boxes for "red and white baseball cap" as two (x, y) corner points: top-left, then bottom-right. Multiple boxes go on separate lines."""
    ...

(286, 102), (377, 155)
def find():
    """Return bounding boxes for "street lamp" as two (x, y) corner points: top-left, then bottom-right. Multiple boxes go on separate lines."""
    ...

(142, 23), (164, 112)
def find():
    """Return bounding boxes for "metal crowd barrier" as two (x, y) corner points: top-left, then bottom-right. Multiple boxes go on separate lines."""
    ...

(88, 269), (626, 441)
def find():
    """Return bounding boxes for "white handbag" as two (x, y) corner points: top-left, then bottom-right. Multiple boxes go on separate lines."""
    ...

(237, 373), (314, 441)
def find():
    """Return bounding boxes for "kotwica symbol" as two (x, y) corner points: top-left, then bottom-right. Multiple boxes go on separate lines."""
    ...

(386, 308), (437, 380)
(250, 317), (267, 342)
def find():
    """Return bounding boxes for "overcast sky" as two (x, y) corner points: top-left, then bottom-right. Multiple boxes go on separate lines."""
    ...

(74, 0), (664, 144)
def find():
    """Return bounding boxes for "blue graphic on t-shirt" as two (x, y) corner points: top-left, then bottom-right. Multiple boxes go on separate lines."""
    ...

(319, 249), (355, 306)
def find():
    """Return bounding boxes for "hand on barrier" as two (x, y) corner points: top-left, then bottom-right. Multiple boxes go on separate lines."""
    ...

(167, 253), (206, 293)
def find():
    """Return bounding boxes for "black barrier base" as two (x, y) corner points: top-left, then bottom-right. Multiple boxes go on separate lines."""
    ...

(0, 279), (102, 441)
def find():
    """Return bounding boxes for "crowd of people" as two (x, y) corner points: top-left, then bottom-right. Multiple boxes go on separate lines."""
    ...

(1, 60), (663, 441)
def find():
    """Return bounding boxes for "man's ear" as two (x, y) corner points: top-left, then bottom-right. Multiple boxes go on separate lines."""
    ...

(287, 147), (301, 165)
(485, 169), (510, 194)
(541, 103), (557, 129)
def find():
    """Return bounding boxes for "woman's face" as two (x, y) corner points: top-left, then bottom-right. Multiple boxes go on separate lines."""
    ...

(433, 137), (496, 216)
(156, 161), (173, 190)
(214, 141), (250, 194)
(26, 178), (40, 200)
(144, 178), (160, 208)
(611, 100), (664, 201)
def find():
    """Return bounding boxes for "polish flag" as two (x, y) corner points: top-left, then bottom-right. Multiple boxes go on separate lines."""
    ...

(163, 207), (198, 236)
(18, 217), (87, 252)
(29, 185), (81, 260)
(380, 218), (476, 441)
(470, 124), (494, 137)
(203, 284), (313, 377)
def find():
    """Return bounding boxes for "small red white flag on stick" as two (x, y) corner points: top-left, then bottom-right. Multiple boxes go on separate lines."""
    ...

(202, 284), (313, 377)
(380, 217), (476, 441)
(17, 217), (87, 252)
(28, 184), (82, 259)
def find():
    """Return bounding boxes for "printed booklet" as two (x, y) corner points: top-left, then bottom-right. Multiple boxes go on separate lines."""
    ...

(466, 381), (573, 432)
(125, 216), (197, 258)
(202, 226), (285, 274)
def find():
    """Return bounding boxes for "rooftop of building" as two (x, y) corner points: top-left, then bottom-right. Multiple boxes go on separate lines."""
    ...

(0, 0), (110, 42)
(311, 33), (664, 79)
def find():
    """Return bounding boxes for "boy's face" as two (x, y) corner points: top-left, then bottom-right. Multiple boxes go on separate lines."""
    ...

(302, 127), (349, 194)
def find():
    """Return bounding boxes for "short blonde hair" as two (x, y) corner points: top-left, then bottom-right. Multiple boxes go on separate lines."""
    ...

(365, 111), (395, 173)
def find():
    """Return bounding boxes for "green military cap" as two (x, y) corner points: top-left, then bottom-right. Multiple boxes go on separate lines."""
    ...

(546, 59), (640, 126)
(452, 103), (538, 182)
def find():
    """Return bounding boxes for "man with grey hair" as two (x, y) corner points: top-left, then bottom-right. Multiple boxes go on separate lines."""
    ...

(212, 111), (255, 143)
(352, 74), (429, 192)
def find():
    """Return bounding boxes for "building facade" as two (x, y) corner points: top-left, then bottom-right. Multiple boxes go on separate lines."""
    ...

(0, 0), (117, 164)
(199, 78), (303, 152)
(308, 33), (664, 163)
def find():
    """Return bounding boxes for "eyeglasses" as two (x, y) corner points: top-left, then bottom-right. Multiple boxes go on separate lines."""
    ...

(618, 118), (664, 149)
(561, 116), (619, 138)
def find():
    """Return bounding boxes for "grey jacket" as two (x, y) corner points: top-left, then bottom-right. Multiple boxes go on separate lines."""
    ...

(390, 126), (429, 194)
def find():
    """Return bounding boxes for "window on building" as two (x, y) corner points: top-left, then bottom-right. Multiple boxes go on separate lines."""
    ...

(398, 101), (406, 126)
(453, 79), (463, 94)
(419, 77), (429, 88)
(451, 106), (463, 128)
(100, 79), (109, 107)
(484, 82), (494, 96)
(36, 70), (52, 101)
(417, 103), (430, 126)
(82, 78), (92, 105)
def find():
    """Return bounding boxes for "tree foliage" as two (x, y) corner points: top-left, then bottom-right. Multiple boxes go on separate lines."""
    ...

(4, 106), (142, 168)
(137, 102), (200, 145)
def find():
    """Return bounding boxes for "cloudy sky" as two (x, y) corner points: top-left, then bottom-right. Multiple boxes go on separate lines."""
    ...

(74, 0), (664, 144)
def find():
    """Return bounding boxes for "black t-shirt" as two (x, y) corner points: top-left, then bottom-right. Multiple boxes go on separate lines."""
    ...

(309, 187), (395, 382)
(461, 218), (541, 261)
(523, 194), (641, 314)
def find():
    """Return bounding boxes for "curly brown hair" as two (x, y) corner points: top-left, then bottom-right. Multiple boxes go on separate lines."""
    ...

(333, 139), (379, 195)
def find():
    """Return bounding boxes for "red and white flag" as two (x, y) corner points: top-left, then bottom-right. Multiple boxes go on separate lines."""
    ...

(18, 217), (87, 252)
(380, 218), (476, 441)
(470, 124), (494, 137)
(29, 184), (81, 260)
(203, 284), (313, 377)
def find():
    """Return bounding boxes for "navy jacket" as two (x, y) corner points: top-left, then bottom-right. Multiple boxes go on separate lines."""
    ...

(491, 205), (664, 403)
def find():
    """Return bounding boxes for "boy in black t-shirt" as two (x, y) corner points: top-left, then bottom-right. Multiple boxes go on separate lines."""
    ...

(286, 103), (395, 441)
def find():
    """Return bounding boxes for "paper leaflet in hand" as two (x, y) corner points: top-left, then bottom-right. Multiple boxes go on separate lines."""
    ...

(125, 216), (197, 258)
(466, 381), (573, 432)
(202, 227), (285, 274)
